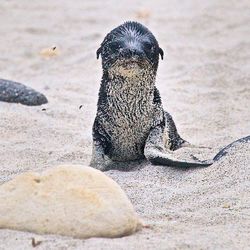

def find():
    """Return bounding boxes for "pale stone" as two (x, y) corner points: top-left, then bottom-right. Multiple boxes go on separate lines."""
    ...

(0, 165), (141, 238)
(39, 46), (60, 58)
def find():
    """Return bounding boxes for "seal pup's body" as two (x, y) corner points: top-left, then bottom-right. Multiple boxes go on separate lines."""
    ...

(90, 21), (213, 170)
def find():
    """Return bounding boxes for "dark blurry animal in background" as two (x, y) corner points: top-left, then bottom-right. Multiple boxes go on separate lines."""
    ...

(0, 79), (47, 106)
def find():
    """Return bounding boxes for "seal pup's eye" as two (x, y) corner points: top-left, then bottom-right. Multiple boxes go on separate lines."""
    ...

(109, 42), (121, 51)
(144, 42), (153, 51)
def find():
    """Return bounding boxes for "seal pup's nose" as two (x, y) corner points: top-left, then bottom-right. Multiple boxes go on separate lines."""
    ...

(120, 43), (145, 60)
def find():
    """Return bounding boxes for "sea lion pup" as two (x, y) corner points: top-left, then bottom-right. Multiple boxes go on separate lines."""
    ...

(90, 21), (214, 170)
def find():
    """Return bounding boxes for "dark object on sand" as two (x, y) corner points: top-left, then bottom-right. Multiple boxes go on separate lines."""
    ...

(213, 135), (250, 161)
(0, 79), (48, 106)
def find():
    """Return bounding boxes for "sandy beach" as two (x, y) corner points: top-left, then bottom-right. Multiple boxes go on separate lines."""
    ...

(0, 0), (250, 249)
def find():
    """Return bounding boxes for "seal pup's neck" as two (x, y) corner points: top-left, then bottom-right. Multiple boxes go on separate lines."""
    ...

(105, 66), (156, 106)
(97, 67), (156, 121)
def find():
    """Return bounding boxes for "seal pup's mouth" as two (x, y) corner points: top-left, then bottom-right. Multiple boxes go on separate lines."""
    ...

(117, 59), (141, 69)
(109, 58), (150, 77)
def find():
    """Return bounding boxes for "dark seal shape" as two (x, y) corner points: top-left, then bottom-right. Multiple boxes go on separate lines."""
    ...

(0, 79), (48, 106)
(90, 21), (249, 170)
(213, 135), (250, 161)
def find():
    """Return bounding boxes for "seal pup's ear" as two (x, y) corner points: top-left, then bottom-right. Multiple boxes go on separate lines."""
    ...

(159, 48), (164, 60)
(96, 47), (102, 59)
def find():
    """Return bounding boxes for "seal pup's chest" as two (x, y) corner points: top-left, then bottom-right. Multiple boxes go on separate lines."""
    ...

(102, 76), (155, 161)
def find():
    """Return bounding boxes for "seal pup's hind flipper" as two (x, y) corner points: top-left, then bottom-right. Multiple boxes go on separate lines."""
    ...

(147, 151), (213, 167)
(144, 125), (213, 168)
(145, 144), (213, 168)
(146, 133), (250, 167)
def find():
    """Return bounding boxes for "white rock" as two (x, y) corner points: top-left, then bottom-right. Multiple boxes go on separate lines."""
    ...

(0, 165), (141, 238)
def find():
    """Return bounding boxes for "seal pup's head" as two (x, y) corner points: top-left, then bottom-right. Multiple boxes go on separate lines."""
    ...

(97, 21), (164, 77)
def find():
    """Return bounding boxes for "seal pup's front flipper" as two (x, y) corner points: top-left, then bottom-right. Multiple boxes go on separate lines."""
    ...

(144, 125), (213, 167)
(90, 117), (113, 171)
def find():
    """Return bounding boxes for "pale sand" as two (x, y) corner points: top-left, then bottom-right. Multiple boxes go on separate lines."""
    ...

(0, 0), (250, 249)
